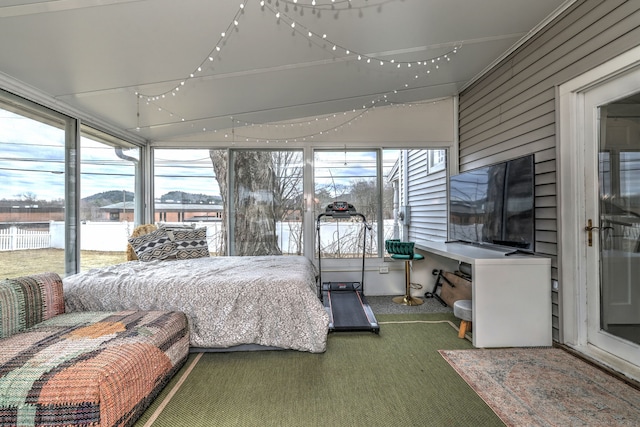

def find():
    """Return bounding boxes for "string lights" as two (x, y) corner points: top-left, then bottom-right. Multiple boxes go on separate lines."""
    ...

(135, 1), (250, 101)
(133, 0), (463, 141)
(262, 0), (459, 68)
(227, 98), (450, 144)
(235, 104), (374, 143)
(276, 0), (353, 8)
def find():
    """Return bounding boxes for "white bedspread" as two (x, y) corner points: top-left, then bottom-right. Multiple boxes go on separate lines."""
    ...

(63, 256), (329, 353)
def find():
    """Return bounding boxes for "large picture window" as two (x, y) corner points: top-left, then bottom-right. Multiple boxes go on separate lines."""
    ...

(314, 149), (383, 258)
(228, 150), (304, 256)
(153, 148), (223, 254)
(80, 125), (140, 270)
(153, 148), (303, 256)
(0, 95), (71, 277)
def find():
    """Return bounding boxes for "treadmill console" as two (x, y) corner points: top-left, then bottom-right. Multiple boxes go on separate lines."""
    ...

(325, 201), (356, 217)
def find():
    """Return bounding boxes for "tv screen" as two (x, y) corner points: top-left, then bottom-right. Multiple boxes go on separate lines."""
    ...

(448, 155), (535, 252)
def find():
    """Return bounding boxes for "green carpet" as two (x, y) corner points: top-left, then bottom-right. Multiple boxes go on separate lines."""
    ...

(135, 313), (504, 426)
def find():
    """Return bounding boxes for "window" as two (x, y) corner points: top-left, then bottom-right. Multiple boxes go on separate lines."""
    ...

(620, 151), (640, 201)
(0, 93), (73, 277)
(428, 149), (446, 173)
(313, 148), (441, 259)
(314, 150), (381, 258)
(383, 149), (401, 249)
(153, 148), (303, 256)
(599, 149), (640, 252)
(229, 150), (304, 256)
(153, 148), (223, 254)
(150, 146), (444, 259)
(80, 125), (140, 270)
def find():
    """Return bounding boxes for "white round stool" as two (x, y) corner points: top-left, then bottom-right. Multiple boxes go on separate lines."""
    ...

(453, 299), (472, 338)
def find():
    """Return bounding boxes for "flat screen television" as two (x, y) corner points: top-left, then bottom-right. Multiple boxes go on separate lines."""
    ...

(448, 154), (535, 252)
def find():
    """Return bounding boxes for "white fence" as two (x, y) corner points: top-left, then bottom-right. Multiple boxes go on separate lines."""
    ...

(2, 220), (396, 254)
(0, 226), (51, 251)
(2, 221), (224, 252)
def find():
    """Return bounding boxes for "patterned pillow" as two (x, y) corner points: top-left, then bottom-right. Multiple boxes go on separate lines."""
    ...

(170, 227), (210, 260)
(127, 228), (177, 261)
(158, 223), (195, 232)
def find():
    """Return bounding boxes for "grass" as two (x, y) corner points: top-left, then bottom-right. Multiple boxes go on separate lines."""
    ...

(0, 249), (127, 278)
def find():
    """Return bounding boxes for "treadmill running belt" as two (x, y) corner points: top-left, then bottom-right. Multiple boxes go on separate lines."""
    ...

(329, 291), (371, 329)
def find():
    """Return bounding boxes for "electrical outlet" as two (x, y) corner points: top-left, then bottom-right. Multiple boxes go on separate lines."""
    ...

(379, 266), (389, 274)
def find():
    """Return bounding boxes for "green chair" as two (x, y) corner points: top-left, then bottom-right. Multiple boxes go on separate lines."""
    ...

(385, 240), (424, 306)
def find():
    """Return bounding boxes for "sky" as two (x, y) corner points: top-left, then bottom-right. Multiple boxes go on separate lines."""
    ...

(1, 109), (220, 201)
(0, 110), (67, 200)
(1, 107), (401, 203)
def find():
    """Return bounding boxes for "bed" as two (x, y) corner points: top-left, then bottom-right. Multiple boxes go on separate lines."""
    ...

(62, 255), (329, 353)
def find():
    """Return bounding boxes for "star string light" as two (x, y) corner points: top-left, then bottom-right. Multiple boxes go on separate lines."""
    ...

(278, 0), (352, 7)
(133, 56), (459, 137)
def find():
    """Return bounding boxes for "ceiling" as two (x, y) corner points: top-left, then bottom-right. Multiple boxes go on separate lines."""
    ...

(0, 0), (569, 144)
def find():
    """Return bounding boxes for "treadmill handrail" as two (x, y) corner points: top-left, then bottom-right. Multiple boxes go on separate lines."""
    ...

(316, 211), (368, 224)
(316, 211), (371, 294)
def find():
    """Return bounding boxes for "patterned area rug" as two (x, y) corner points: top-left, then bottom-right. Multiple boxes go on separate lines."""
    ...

(440, 348), (640, 427)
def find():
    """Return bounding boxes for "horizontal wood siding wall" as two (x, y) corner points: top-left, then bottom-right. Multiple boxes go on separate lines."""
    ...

(458, 0), (640, 342)
(407, 149), (447, 244)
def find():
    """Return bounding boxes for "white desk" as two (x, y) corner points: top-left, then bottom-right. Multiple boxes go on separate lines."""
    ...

(417, 241), (552, 348)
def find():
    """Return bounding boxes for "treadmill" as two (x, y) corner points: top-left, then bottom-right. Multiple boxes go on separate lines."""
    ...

(316, 202), (380, 333)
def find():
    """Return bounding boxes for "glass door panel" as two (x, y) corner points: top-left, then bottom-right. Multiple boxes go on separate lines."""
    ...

(598, 94), (640, 346)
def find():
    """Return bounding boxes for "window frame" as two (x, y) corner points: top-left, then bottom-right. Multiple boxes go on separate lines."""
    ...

(0, 89), (148, 276)
(1, 82), (454, 277)
(428, 149), (446, 174)
(0, 89), (78, 275)
(312, 148), (385, 259)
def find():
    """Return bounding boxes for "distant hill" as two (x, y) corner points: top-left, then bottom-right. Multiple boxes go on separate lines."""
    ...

(80, 190), (222, 206)
(1, 190), (222, 208)
(82, 190), (134, 205)
(160, 191), (221, 205)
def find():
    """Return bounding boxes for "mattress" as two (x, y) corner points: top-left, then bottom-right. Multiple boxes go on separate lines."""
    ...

(63, 256), (329, 353)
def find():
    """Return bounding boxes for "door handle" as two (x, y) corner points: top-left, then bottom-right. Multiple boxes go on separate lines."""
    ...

(584, 219), (598, 247)
(584, 219), (613, 247)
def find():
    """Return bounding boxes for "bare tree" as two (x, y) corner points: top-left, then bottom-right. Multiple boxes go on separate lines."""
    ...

(209, 150), (282, 256)
(20, 192), (38, 202)
(349, 179), (379, 222)
(272, 151), (302, 218)
(209, 150), (228, 255)
(272, 151), (304, 254)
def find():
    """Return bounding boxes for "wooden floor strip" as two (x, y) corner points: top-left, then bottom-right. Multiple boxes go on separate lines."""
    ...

(143, 352), (204, 427)
(378, 319), (470, 339)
